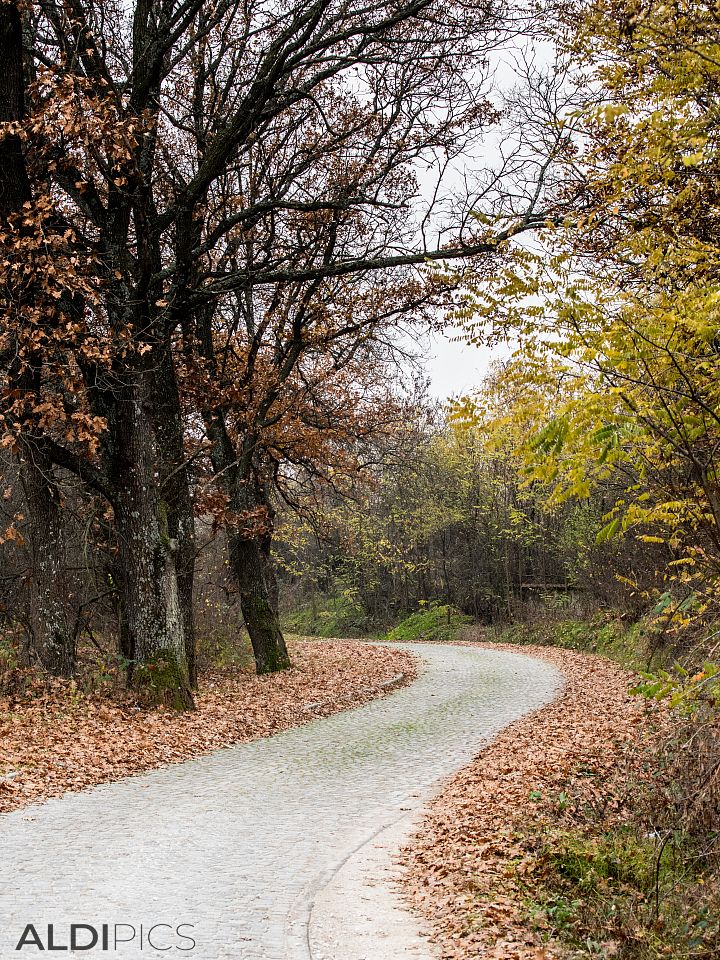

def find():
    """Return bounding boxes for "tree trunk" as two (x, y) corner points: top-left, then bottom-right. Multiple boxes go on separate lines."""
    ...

(18, 440), (74, 676)
(151, 347), (197, 686)
(0, 2), (30, 221)
(204, 411), (290, 674)
(111, 384), (194, 709)
(260, 534), (280, 616)
(230, 533), (291, 674)
(2, 3), (74, 676)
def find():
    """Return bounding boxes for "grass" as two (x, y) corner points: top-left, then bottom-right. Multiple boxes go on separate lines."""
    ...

(381, 603), (472, 643)
(281, 597), (473, 644)
(492, 613), (650, 671)
(281, 592), (370, 638)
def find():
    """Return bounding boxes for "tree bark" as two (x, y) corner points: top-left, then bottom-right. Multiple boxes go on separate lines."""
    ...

(0, 2), (30, 221)
(151, 347), (197, 686)
(18, 439), (74, 676)
(110, 381), (194, 708)
(231, 533), (291, 674)
(1, 2), (74, 676)
(260, 532), (280, 616)
(205, 411), (291, 674)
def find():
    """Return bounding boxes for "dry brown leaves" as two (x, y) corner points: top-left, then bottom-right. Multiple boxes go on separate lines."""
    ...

(0, 639), (415, 814)
(401, 643), (648, 960)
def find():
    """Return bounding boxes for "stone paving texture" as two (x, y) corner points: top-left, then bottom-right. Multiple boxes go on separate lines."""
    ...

(0, 643), (561, 960)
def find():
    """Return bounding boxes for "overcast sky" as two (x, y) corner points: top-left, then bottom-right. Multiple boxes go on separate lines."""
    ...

(424, 330), (509, 401)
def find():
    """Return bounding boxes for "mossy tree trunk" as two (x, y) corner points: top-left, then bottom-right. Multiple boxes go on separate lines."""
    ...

(204, 410), (290, 675)
(151, 345), (197, 686)
(230, 533), (291, 674)
(1, 3), (74, 677)
(111, 384), (194, 710)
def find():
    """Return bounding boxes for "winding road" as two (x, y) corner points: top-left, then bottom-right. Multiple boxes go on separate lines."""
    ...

(0, 643), (561, 959)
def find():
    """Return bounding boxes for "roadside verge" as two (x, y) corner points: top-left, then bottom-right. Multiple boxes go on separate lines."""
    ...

(401, 644), (646, 960)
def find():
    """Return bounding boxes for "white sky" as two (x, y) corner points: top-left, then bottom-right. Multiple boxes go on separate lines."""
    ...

(387, 34), (563, 405)
(425, 332), (487, 400)
(422, 328), (512, 401)
(410, 43), (558, 403)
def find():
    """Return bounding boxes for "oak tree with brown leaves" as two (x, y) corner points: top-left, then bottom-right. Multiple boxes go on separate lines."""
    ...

(0, 0), (550, 703)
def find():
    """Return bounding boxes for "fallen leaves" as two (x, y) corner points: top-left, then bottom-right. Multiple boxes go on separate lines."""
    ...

(400, 642), (648, 960)
(0, 639), (415, 814)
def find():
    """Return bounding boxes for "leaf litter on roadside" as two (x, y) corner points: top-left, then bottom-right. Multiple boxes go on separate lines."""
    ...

(400, 643), (649, 960)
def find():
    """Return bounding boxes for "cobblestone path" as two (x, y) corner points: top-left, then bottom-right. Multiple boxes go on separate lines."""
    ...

(0, 643), (561, 960)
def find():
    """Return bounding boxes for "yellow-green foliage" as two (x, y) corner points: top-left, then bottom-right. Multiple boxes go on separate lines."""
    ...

(456, 0), (720, 634)
(281, 593), (369, 638)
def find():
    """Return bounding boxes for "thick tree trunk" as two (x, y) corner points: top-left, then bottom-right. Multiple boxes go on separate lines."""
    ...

(2, 3), (74, 676)
(111, 384), (193, 709)
(151, 348), (197, 686)
(260, 534), (280, 616)
(18, 440), (74, 676)
(0, 2), (30, 221)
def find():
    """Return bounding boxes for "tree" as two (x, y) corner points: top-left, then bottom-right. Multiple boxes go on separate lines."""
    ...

(276, 373), (615, 627)
(0, 0), (78, 676)
(1, 0), (554, 697)
(456, 0), (720, 629)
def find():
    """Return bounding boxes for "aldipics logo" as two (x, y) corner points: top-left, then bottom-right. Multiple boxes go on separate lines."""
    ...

(14, 923), (196, 952)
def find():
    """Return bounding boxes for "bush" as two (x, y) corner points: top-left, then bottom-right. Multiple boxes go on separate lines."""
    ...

(281, 592), (369, 638)
(522, 685), (720, 959)
(195, 628), (255, 673)
(529, 824), (719, 958)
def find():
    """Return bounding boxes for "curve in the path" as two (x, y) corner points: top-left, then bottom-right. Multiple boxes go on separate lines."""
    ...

(0, 643), (561, 960)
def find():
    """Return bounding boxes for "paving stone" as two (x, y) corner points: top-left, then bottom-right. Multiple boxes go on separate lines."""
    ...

(0, 644), (561, 960)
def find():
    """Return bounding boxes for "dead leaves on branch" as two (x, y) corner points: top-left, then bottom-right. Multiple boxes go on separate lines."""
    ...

(0, 639), (415, 814)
